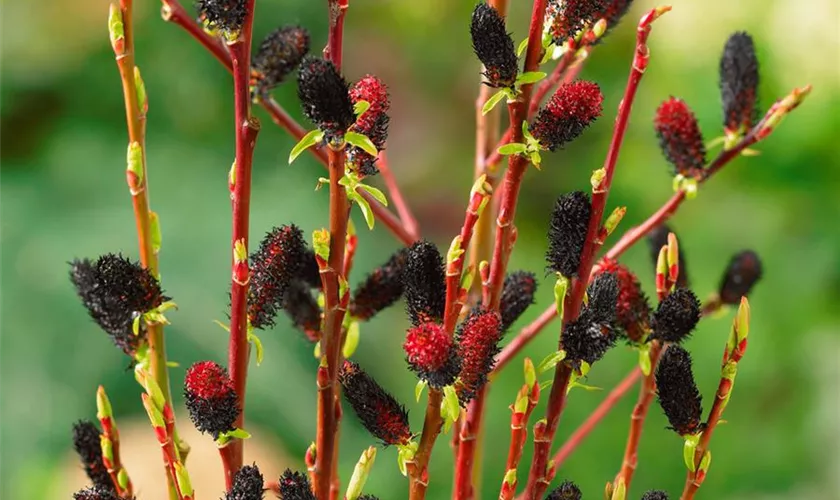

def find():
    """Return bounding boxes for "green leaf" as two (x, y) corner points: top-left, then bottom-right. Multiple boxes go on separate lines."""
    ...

(343, 321), (360, 358)
(536, 350), (566, 374)
(289, 129), (324, 164)
(357, 183), (388, 207)
(553, 276), (569, 317)
(482, 89), (508, 116)
(683, 434), (700, 472)
(415, 380), (428, 402)
(353, 193), (376, 230)
(354, 100), (371, 117)
(442, 385), (461, 426)
(247, 328), (264, 366)
(497, 142), (528, 156)
(517, 37), (529, 56)
(638, 347), (652, 376)
(345, 131), (378, 157)
(213, 319), (231, 333)
(529, 150), (542, 168)
(516, 71), (547, 86)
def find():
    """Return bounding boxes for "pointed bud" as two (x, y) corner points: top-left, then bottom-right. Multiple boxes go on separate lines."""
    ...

(403, 240), (446, 326)
(225, 463), (265, 500)
(108, 4), (124, 55)
(594, 259), (651, 342)
(72, 420), (114, 492)
(184, 361), (240, 439)
(404, 322), (460, 388)
(248, 224), (309, 330)
(547, 0), (607, 44)
(340, 361), (412, 446)
(656, 345), (703, 436)
(718, 250), (762, 305)
(345, 447), (377, 500)
(530, 81), (603, 152)
(720, 32), (760, 135)
(470, 3), (518, 88)
(641, 491), (670, 500)
(196, 0), (247, 33)
(648, 224), (689, 287)
(174, 463), (193, 498)
(456, 308), (503, 404)
(499, 271), (538, 334)
(545, 479), (583, 500)
(350, 247), (409, 320)
(348, 75), (391, 177)
(655, 97), (706, 178)
(547, 191), (591, 277)
(70, 254), (168, 356)
(252, 26), (310, 97)
(651, 288), (701, 344)
(297, 56), (355, 142)
(96, 386), (113, 422)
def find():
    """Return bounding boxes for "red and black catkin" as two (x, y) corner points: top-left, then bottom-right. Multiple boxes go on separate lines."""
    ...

(595, 259), (651, 342)
(404, 322), (460, 388)
(546, 0), (607, 44)
(593, 0), (636, 39)
(350, 247), (409, 321)
(720, 31), (760, 134)
(73, 485), (129, 500)
(530, 80), (604, 152)
(339, 361), (412, 446)
(545, 480), (583, 500)
(196, 0), (247, 32)
(642, 491), (670, 500)
(654, 97), (706, 178)
(655, 345), (704, 436)
(561, 273), (619, 365)
(248, 224), (309, 330)
(348, 75), (391, 177)
(648, 224), (689, 288)
(402, 240), (446, 326)
(72, 420), (115, 493)
(251, 26), (310, 97)
(455, 308), (503, 405)
(282, 280), (321, 342)
(70, 254), (168, 357)
(650, 288), (701, 344)
(278, 469), (316, 500)
(499, 271), (538, 334)
(184, 361), (240, 439)
(225, 464), (265, 500)
(297, 56), (355, 142)
(718, 250), (763, 305)
(547, 191), (592, 277)
(470, 3), (518, 89)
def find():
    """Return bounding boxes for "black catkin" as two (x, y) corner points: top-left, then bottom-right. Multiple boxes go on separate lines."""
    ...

(297, 56), (355, 141)
(545, 480), (583, 500)
(470, 3), (518, 88)
(184, 361), (240, 439)
(282, 280), (321, 341)
(529, 81), (604, 152)
(718, 250), (763, 305)
(248, 225), (309, 330)
(72, 420), (115, 493)
(547, 191), (591, 277)
(252, 26), (310, 97)
(196, 0), (247, 32)
(641, 491), (670, 500)
(499, 271), (538, 334)
(225, 464), (265, 500)
(73, 486), (128, 500)
(561, 275), (619, 365)
(720, 32), (760, 133)
(340, 361), (412, 446)
(650, 288), (701, 344)
(278, 469), (316, 500)
(656, 345), (703, 436)
(403, 240), (446, 326)
(350, 247), (409, 321)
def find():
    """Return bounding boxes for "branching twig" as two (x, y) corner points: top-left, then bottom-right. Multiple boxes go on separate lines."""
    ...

(377, 151), (420, 241)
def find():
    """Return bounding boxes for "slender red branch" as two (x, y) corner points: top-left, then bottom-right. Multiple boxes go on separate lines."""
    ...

(223, 0), (259, 488)
(494, 303), (557, 373)
(377, 151), (420, 241)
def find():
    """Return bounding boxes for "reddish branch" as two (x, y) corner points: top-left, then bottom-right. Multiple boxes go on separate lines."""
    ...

(377, 151), (420, 242)
(159, 0), (415, 246)
(522, 9), (670, 499)
(221, 0), (260, 488)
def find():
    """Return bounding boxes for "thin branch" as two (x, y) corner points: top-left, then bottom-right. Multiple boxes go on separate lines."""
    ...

(377, 151), (420, 241)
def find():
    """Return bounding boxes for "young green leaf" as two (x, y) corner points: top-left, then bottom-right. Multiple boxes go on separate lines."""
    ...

(515, 71), (547, 86)
(537, 350), (566, 374)
(357, 183), (388, 207)
(247, 329), (264, 366)
(354, 100), (371, 117)
(345, 131), (378, 157)
(482, 89), (508, 116)
(289, 129), (324, 164)
(343, 320), (360, 358)
(497, 142), (528, 156)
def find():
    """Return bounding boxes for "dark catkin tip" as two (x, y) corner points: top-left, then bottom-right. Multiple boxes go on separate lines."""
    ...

(252, 26), (310, 97)
(720, 31), (760, 133)
(340, 361), (412, 446)
(719, 250), (762, 305)
(595, 259), (651, 342)
(651, 288), (701, 344)
(547, 191), (591, 277)
(184, 361), (240, 439)
(656, 345), (703, 436)
(248, 224), (309, 330)
(350, 247), (409, 321)
(648, 224), (689, 288)
(470, 3), (518, 88)
(282, 280), (321, 342)
(654, 97), (706, 178)
(348, 75), (391, 177)
(225, 464), (265, 500)
(642, 490), (670, 500)
(530, 80), (603, 151)
(404, 322), (461, 388)
(455, 309), (503, 405)
(196, 0), (247, 32)
(73, 486), (128, 500)
(592, 0), (635, 41)
(545, 480), (582, 500)
(278, 469), (316, 500)
(72, 420), (115, 493)
(297, 56), (355, 141)
(70, 254), (168, 357)
(547, 0), (607, 44)
(403, 240), (446, 326)
(500, 271), (538, 334)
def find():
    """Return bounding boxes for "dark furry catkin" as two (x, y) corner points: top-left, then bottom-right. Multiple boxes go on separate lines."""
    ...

(656, 345), (703, 436)
(340, 361), (412, 446)
(547, 191), (591, 277)
(403, 241), (446, 326)
(470, 3), (518, 88)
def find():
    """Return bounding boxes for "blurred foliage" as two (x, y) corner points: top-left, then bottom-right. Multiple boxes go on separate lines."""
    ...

(2, 0), (839, 499)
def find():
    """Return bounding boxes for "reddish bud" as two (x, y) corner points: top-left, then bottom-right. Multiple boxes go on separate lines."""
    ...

(530, 80), (603, 152)
(654, 97), (706, 178)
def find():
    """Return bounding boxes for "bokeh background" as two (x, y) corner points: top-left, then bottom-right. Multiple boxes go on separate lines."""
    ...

(2, 0), (839, 498)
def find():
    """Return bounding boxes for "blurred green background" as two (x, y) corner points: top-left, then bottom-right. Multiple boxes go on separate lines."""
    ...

(2, 0), (839, 498)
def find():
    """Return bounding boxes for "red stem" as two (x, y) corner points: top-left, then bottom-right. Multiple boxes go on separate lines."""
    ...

(522, 9), (668, 499)
(222, 0), (259, 488)
(377, 151), (420, 241)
